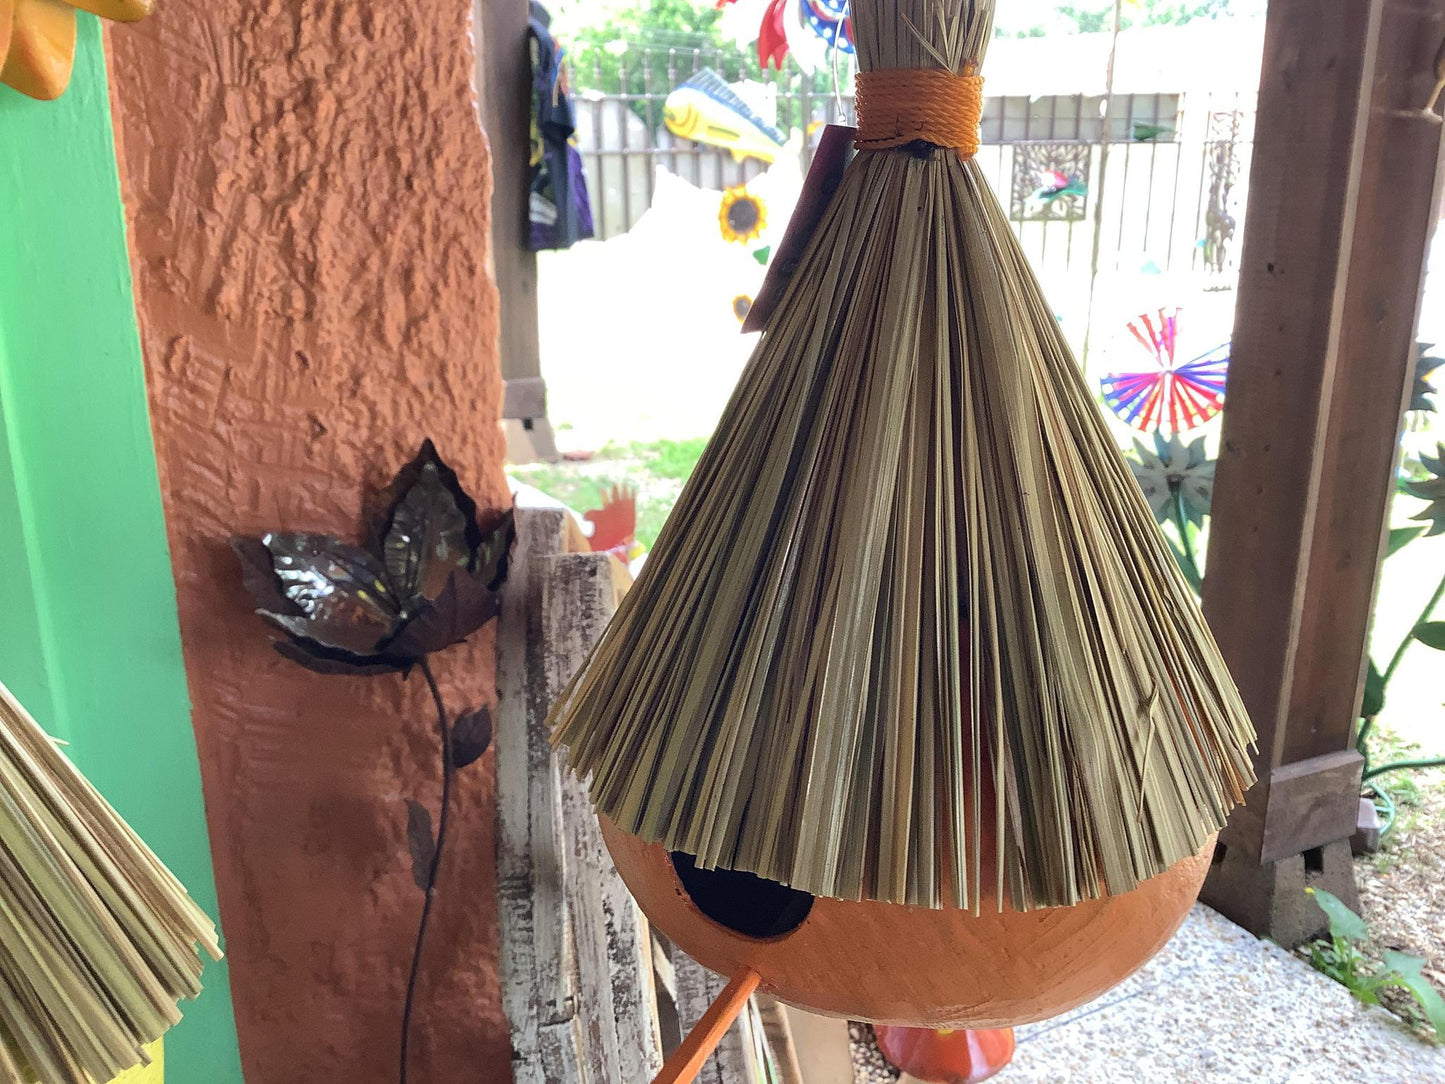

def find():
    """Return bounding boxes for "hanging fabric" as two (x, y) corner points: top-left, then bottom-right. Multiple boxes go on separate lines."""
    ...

(526, 1), (594, 252)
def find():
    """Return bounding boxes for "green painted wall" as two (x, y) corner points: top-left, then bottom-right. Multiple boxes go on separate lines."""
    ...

(0, 16), (244, 1083)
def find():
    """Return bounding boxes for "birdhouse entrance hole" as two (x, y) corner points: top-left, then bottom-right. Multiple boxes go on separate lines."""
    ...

(669, 852), (813, 939)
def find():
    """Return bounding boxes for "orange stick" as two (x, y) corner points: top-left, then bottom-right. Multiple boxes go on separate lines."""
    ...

(653, 968), (762, 1084)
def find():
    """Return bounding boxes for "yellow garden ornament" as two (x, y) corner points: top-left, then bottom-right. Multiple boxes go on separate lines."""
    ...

(0, 0), (152, 101)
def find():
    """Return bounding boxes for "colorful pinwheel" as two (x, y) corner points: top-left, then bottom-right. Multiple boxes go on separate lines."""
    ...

(803, 0), (854, 54)
(1100, 307), (1229, 433)
(719, 0), (853, 71)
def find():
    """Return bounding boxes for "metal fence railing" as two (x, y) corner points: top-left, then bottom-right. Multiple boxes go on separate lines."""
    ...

(570, 44), (1255, 284)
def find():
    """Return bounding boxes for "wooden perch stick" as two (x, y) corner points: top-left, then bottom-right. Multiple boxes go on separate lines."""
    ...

(654, 969), (762, 1084)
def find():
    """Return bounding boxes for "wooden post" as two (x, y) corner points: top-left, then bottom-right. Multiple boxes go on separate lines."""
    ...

(495, 503), (759, 1081)
(1201, 0), (1445, 945)
(476, 0), (559, 462)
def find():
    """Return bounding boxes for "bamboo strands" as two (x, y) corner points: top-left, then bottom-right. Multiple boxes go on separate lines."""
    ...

(551, 0), (1255, 912)
(0, 680), (220, 1084)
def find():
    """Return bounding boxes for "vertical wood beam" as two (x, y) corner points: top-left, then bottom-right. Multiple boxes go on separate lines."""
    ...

(476, 0), (558, 460)
(1202, 0), (1445, 944)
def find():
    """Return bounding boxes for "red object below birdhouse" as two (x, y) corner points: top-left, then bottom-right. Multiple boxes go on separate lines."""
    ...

(874, 1025), (1015, 1083)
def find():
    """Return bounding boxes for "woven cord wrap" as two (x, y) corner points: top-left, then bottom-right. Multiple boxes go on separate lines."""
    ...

(854, 67), (984, 159)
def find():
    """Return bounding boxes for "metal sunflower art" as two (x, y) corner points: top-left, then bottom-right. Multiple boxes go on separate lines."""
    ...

(232, 439), (513, 1084)
(719, 184), (768, 244)
(1127, 431), (1214, 593)
(1409, 342), (1445, 417)
(1405, 443), (1445, 536)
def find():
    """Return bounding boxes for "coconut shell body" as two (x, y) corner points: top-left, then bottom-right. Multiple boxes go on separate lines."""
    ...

(601, 818), (1212, 1028)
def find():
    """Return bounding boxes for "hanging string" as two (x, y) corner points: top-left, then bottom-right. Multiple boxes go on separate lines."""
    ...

(853, 66), (983, 158)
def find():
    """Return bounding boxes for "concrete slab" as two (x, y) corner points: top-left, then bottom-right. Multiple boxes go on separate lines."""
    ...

(1005, 904), (1445, 1084)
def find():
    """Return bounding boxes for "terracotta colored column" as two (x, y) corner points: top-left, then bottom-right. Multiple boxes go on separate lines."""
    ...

(105, 4), (513, 1081)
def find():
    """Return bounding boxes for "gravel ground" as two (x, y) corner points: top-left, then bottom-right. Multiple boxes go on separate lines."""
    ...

(848, 1023), (898, 1084)
(1352, 737), (1445, 1037)
(847, 756), (1445, 1082)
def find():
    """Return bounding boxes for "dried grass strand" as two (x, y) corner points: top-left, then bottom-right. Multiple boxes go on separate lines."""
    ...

(549, 0), (1254, 911)
(0, 680), (220, 1083)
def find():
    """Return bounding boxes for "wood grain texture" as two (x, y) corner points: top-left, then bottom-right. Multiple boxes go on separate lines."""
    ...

(1202, 0), (1382, 777)
(1283, 0), (1445, 768)
(496, 508), (569, 1084)
(1260, 751), (1365, 864)
(496, 509), (664, 1083)
(602, 820), (1213, 1029)
(1202, 0), (1445, 911)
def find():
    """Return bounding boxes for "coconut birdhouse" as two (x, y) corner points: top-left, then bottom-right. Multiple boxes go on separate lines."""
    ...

(549, 0), (1255, 1070)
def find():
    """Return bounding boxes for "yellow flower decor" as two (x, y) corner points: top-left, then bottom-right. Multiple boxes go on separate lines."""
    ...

(1, 0), (152, 101)
(718, 184), (767, 244)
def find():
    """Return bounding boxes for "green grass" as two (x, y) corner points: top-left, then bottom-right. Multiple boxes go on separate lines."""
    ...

(630, 437), (709, 481)
(506, 437), (708, 549)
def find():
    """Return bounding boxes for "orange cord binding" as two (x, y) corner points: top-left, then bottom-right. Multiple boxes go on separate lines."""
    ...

(854, 66), (984, 159)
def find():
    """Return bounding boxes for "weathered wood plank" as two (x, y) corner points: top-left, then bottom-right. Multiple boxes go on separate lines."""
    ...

(495, 506), (569, 1084)
(1200, 0), (1383, 937)
(1258, 751), (1367, 863)
(672, 953), (755, 1084)
(545, 552), (664, 1082)
(498, 509), (670, 1082)
(779, 1004), (850, 1084)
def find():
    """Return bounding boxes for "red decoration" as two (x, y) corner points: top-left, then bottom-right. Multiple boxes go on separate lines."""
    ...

(758, 0), (789, 69)
(583, 483), (637, 563)
(873, 1025), (1016, 1084)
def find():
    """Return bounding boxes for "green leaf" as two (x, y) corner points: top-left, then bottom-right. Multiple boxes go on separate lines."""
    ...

(1308, 887), (1369, 943)
(1388, 526), (1425, 557)
(1361, 659), (1385, 720)
(1413, 622), (1445, 651)
(1382, 950), (1445, 1037)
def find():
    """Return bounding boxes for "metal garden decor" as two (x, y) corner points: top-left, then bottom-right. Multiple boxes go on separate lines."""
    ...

(232, 440), (513, 1084)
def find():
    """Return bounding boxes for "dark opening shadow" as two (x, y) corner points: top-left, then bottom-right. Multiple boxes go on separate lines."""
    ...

(669, 851), (814, 940)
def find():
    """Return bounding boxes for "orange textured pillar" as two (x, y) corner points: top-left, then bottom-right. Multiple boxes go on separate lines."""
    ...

(105, 5), (512, 1081)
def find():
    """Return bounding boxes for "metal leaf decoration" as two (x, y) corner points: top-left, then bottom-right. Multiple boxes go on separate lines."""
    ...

(405, 799), (436, 892)
(233, 440), (512, 675)
(474, 508), (517, 592)
(450, 707), (494, 769)
(232, 438), (513, 1084)
(386, 570), (503, 660)
(382, 451), (476, 604)
(258, 533), (400, 653)
(371, 440), (485, 580)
